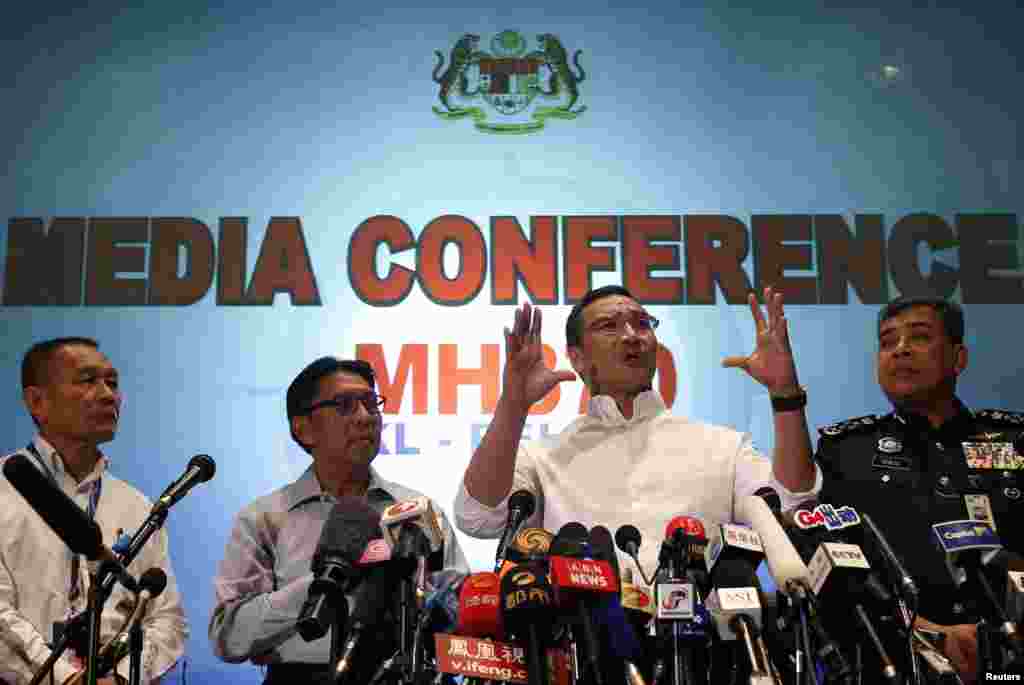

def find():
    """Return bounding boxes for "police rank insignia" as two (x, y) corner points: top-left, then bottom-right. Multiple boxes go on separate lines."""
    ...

(431, 30), (586, 134)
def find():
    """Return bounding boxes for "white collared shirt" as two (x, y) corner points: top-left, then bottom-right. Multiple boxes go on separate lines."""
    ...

(0, 436), (187, 685)
(454, 390), (821, 575)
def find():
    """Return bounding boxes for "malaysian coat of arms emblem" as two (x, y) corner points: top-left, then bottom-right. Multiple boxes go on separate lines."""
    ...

(432, 30), (586, 133)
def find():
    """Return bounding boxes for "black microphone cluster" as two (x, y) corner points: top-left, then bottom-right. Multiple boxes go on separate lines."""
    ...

(286, 485), (1022, 685)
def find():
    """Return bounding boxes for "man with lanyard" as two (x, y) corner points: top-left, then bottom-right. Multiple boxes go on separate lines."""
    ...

(210, 357), (469, 684)
(0, 338), (187, 685)
(815, 296), (1024, 683)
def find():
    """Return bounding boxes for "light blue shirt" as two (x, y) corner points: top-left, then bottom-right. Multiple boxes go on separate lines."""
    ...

(209, 465), (469, 665)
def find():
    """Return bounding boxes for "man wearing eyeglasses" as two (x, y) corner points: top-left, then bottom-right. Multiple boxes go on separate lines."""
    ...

(455, 284), (820, 577)
(210, 357), (468, 683)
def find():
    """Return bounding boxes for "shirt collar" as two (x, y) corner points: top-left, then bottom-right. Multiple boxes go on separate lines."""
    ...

(285, 464), (397, 512)
(893, 397), (975, 444)
(586, 388), (667, 426)
(31, 434), (108, 485)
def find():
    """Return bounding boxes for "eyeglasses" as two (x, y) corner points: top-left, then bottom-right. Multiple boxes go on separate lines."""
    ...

(304, 392), (386, 416)
(586, 313), (660, 336)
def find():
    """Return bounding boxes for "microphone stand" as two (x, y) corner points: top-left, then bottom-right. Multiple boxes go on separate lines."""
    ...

(84, 566), (105, 685)
(29, 505), (170, 685)
(128, 615), (143, 685)
(330, 602), (348, 685)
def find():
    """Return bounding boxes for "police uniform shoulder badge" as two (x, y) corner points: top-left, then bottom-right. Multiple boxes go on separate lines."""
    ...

(818, 414), (879, 439)
(975, 409), (1024, 426)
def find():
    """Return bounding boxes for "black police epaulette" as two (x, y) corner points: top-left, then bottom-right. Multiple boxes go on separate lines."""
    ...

(975, 409), (1024, 426)
(818, 414), (881, 439)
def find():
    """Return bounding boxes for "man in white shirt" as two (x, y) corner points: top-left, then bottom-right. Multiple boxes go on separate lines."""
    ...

(0, 337), (187, 685)
(455, 285), (821, 574)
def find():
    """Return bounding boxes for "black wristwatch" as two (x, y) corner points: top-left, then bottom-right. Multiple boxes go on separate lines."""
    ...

(770, 387), (807, 412)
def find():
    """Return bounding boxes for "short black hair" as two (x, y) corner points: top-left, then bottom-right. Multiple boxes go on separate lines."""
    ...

(878, 296), (965, 345)
(22, 337), (100, 389)
(565, 285), (636, 347)
(286, 357), (376, 453)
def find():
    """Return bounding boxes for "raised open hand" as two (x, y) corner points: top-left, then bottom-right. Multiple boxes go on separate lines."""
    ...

(721, 286), (800, 394)
(503, 302), (576, 409)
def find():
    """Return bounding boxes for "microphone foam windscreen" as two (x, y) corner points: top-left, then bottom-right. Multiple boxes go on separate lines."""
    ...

(589, 526), (620, 579)
(550, 522), (589, 558)
(3, 454), (104, 558)
(507, 527), (553, 565)
(457, 572), (503, 639)
(187, 454), (217, 482)
(350, 563), (400, 624)
(313, 496), (382, 570)
(508, 489), (536, 519)
(736, 495), (810, 589)
(139, 568), (168, 598)
(500, 563), (552, 639)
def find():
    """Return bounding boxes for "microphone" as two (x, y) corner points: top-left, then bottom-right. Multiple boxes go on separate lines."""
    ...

(153, 454), (215, 514)
(65, 568), (169, 684)
(456, 572), (504, 639)
(2, 454), (138, 592)
(380, 496), (444, 571)
(334, 563), (401, 685)
(783, 502), (899, 681)
(495, 490), (536, 570)
(650, 515), (712, 685)
(615, 524), (642, 559)
(703, 523), (764, 638)
(590, 526), (643, 664)
(932, 520), (1022, 654)
(501, 563), (553, 685)
(549, 522), (615, 685)
(621, 568), (655, 634)
(735, 496), (809, 592)
(738, 495), (852, 682)
(297, 497), (382, 642)
(784, 500), (894, 607)
(982, 549), (1024, 626)
(615, 524), (655, 587)
(660, 515), (708, 578)
(97, 568), (168, 676)
(860, 512), (920, 608)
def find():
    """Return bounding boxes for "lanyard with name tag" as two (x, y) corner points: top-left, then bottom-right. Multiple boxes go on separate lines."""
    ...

(25, 443), (103, 603)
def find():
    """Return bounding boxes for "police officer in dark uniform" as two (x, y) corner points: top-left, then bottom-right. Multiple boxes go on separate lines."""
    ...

(815, 296), (1024, 681)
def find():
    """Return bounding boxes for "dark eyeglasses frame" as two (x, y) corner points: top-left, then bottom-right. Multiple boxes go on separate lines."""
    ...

(304, 392), (386, 416)
(586, 313), (661, 335)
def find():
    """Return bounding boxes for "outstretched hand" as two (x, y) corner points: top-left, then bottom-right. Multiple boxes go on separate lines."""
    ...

(503, 302), (577, 409)
(721, 286), (800, 394)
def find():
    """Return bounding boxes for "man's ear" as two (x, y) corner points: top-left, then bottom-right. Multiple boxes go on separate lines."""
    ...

(291, 415), (315, 450)
(567, 345), (586, 382)
(953, 343), (968, 376)
(23, 386), (46, 426)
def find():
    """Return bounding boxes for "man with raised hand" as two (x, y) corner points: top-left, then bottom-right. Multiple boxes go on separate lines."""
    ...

(454, 284), (819, 575)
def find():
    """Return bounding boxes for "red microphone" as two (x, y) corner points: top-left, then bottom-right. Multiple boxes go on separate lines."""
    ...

(662, 514), (709, 575)
(665, 515), (706, 540)
(455, 571), (504, 639)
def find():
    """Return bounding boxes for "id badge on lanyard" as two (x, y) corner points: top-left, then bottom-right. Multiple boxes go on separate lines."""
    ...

(25, 444), (103, 605)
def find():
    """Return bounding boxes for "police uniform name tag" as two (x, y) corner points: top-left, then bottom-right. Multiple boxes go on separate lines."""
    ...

(962, 441), (1024, 470)
(962, 494), (997, 533)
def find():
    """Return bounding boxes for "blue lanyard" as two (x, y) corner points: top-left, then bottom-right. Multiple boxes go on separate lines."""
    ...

(26, 443), (103, 602)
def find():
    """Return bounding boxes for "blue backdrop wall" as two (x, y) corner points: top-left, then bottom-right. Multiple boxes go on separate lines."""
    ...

(2, 2), (1021, 683)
